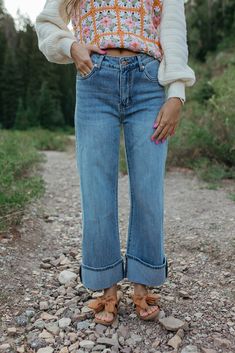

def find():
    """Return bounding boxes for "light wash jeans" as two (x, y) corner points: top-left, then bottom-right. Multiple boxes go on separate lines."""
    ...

(74, 52), (169, 290)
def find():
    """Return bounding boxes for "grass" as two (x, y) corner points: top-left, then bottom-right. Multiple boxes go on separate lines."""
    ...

(0, 128), (71, 232)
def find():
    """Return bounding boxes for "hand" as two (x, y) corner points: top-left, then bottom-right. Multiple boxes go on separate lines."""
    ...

(70, 42), (106, 75)
(151, 97), (183, 142)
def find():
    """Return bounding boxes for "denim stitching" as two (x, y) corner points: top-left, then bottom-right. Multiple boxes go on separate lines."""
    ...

(126, 253), (167, 269)
(115, 130), (120, 260)
(124, 129), (134, 256)
(165, 256), (168, 278)
(81, 257), (123, 271)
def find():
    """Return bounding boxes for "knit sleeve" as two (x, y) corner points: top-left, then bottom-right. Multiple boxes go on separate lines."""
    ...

(158, 0), (196, 102)
(35, 0), (77, 64)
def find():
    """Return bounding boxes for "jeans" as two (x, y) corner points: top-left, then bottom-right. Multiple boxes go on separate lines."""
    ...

(74, 52), (169, 291)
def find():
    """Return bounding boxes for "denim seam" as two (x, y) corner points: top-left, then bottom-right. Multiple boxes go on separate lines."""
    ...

(126, 253), (167, 269)
(81, 257), (123, 271)
(115, 132), (120, 258)
(124, 132), (134, 257)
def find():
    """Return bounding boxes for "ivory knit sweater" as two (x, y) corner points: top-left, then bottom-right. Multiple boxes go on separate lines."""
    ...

(35, 0), (196, 102)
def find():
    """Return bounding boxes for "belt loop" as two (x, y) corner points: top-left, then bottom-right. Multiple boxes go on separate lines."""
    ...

(96, 54), (105, 69)
(137, 55), (145, 71)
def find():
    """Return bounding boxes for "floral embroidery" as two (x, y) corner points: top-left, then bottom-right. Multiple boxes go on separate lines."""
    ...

(71, 0), (164, 60)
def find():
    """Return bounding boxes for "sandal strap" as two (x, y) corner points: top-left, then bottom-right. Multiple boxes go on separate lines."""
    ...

(87, 294), (118, 314)
(132, 292), (161, 311)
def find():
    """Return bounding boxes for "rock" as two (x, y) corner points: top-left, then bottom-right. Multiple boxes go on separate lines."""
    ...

(15, 314), (28, 326)
(179, 290), (191, 298)
(60, 256), (71, 265)
(17, 346), (25, 353)
(68, 341), (79, 350)
(95, 323), (107, 334)
(79, 340), (95, 349)
(45, 323), (60, 336)
(117, 324), (129, 338)
(167, 334), (182, 350)
(120, 349), (132, 353)
(40, 263), (52, 269)
(181, 345), (198, 353)
(130, 333), (142, 343)
(176, 328), (185, 339)
(39, 329), (54, 340)
(58, 348), (69, 353)
(40, 312), (57, 321)
(194, 312), (203, 319)
(28, 337), (47, 350)
(58, 270), (77, 284)
(68, 332), (77, 343)
(81, 306), (92, 313)
(201, 349), (217, 353)
(37, 347), (54, 353)
(93, 344), (106, 351)
(58, 318), (71, 329)
(76, 320), (90, 330)
(40, 301), (49, 310)
(33, 320), (45, 329)
(25, 309), (35, 318)
(152, 339), (161, 348)
(214, 336), (231, 348)
(159, 316), (186, 331)
(0, 343), (11, 351)
(7, 327), (17, 336)
(97, 337), (119, 347)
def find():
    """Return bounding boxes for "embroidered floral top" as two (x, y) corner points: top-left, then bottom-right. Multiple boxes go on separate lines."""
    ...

(71, 0), (164, 61)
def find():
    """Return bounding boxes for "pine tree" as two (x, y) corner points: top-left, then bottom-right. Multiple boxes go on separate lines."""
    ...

(37, 81), (65, 130)
(14, 97), (29, 130)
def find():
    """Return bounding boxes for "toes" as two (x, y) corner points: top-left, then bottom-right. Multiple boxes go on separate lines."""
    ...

(140, 305), (159, 317)
(95, 311), (113, 322)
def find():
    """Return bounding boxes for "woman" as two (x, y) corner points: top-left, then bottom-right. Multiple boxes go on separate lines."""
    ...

(35, 0), (196, 325)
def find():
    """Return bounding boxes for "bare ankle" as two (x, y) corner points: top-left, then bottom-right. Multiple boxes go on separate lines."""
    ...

(133, 283), (148, 293)
(104, 283), (118, 295)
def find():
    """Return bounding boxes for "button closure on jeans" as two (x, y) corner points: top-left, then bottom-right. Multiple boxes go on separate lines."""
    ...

(121, 60), (129, 65)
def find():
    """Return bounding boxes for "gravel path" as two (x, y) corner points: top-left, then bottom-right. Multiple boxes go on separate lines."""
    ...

(0, 144), (234, 353)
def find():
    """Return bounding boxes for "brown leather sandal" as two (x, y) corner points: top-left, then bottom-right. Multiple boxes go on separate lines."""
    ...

(131, 291), (161, 321)
(87, 290), (123, 325)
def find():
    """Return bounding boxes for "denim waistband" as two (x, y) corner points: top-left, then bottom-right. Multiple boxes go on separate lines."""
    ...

(90, 52), (159, 71)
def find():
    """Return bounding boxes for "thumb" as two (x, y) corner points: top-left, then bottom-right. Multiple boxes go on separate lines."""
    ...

(88, 45), (107, 54)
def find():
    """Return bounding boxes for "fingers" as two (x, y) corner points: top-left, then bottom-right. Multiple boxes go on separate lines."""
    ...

(76, 57), (94, 75)
(155, 124), (170, 141)
(152, 112), (172, 141)
(151, 100), (181, 142)
(75, 45), (107, 75)
(88, 44), (107, 55)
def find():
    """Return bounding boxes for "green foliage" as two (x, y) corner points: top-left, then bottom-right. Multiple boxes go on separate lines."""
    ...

(37, 82), (65, 130)
(186, 0), (235, 61)
(0, 7), (76, 130)
(167, 45), (235, 183)
(0, 130), (45, 231)
(0, 129), (72, 231)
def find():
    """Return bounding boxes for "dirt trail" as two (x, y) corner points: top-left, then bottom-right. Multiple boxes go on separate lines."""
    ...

(0, 143), (234, 353)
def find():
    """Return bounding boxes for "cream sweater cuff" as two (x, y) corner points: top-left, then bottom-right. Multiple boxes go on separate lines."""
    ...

(165, 81), (186, 102)
(60, 38), (77, 59)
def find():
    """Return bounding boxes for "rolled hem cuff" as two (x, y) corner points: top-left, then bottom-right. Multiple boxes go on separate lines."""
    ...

(125, 254), (168, 286)
(79, 257), (125, 290)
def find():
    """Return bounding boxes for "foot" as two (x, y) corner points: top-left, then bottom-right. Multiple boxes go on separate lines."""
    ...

(133, 283), (160, 318)
(94, 284), (118, 323)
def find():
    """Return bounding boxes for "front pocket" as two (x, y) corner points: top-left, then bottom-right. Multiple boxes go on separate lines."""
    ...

(143, 59), (160, 82)
(76, 62), (98, 80)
